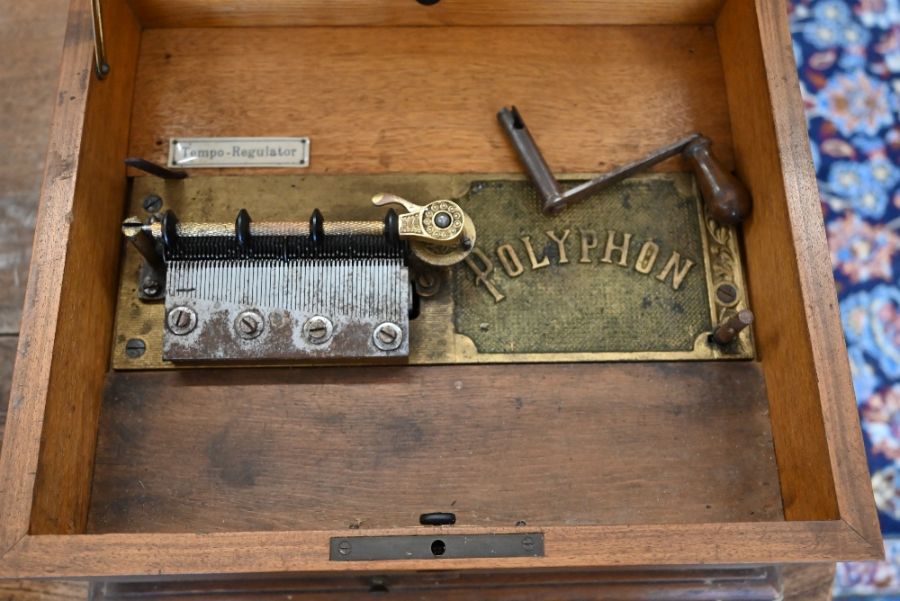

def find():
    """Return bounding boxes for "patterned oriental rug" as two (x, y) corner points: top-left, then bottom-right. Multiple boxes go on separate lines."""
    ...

(789, 0), (900, 597)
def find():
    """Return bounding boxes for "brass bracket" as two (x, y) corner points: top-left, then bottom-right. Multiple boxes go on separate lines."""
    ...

(91, 0), (109, 79)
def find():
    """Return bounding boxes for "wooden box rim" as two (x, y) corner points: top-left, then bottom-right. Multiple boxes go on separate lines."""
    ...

(0, 0), (883, 578)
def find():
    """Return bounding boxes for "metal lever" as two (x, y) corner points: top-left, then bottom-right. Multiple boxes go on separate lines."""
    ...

(497, 106), (752, 224)
(372, 193), (468, 246)
(372, 193), (477, 267)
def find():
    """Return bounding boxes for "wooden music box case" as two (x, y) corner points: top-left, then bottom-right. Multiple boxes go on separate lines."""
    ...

(0, 0), (882, 587)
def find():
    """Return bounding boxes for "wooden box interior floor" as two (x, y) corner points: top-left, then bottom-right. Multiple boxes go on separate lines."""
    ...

(87, 362), (782, 533)
(80, 20), (785, 534)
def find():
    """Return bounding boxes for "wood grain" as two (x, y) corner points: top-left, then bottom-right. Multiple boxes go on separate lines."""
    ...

(0, 1), (68, 334)
(0, 520), (878, 578)
(716, 0), (881, 548)
(126, 25), (734, 176)
(127, 0), (725, 28)
(0, 580), (87, 601)
(0, 0), (95, 554)
(88, 362), (782, 533)
(718, 0), (837, 523)
(0, 0), (141, 547)
(26, 0), (142, 537)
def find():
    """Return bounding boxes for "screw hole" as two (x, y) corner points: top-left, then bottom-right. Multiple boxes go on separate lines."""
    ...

(430, 539), (446, 556)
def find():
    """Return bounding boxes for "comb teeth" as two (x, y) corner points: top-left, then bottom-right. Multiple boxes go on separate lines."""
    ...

(167, 257), (407, 321)
(164, 234), (406, 261)
(162, 256), (411, 362)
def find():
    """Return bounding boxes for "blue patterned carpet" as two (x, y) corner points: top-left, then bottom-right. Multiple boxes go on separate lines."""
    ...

(789, 0), (900, 596)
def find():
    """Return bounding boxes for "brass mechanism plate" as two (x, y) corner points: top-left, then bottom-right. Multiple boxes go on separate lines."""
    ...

(112, 174), (753, 369)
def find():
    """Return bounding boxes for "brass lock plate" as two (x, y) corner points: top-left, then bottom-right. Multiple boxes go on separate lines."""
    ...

(112, 173), (752, 369)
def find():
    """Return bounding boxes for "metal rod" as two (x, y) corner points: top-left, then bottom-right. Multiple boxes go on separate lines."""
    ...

(561, 134), (699, 209)
(498, 106), (697, 214)
(713, 309), (754, 346)
(497, 107), (564, 211)
(144, 220), (384, 239)
(125, 158), (189, 180)
(90, 0), (109, 79)
(122, 219), (165, 273)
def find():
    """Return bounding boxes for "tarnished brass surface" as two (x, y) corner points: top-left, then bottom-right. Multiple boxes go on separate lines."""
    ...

(112, 173), (752, 369)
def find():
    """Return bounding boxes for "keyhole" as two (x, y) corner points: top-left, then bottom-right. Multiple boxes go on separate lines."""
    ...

(431, 540), (446, 556)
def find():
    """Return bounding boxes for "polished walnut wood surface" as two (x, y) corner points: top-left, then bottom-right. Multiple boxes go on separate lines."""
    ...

(25, 0), (142, 539)
(127, 24), (733, 177)
(127, 0), (725, 28)
(87, 362), (782, 533)
(717, 0), (877, 539)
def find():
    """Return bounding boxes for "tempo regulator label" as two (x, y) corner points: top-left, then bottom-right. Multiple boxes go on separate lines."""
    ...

(168, 137), (310, 168)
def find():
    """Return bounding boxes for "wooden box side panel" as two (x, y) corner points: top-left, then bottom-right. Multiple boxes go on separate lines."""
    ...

(126, 24), (734, 176)
(0, 0), (143, 538)
(127, 0), (725, 28)
(716, 0), (879, 544)
(0, 0), (93, 550)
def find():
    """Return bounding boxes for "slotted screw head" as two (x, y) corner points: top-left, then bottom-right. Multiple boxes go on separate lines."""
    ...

(166, 306), (197, 335)
(142, 194), (163, 214)
(715, 283), (739, 306)
(141, 276), (161, 297)
(373, 322), (403, 351)
(124, 338), (146, 358)
(303, 315), (333, 345)
(235, 310), (264, 340)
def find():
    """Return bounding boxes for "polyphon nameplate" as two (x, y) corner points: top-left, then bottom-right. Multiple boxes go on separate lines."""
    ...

(112, 173), (752, 369)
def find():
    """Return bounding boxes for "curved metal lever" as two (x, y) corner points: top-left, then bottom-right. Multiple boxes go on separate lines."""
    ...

(372, 193), (477, 267)
(372, 193), (467, 246)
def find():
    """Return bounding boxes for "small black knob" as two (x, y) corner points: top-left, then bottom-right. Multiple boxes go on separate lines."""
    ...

(419, 512), (456, 526)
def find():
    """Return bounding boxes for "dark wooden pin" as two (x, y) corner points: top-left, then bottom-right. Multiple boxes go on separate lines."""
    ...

(712, 309), (754, 346)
